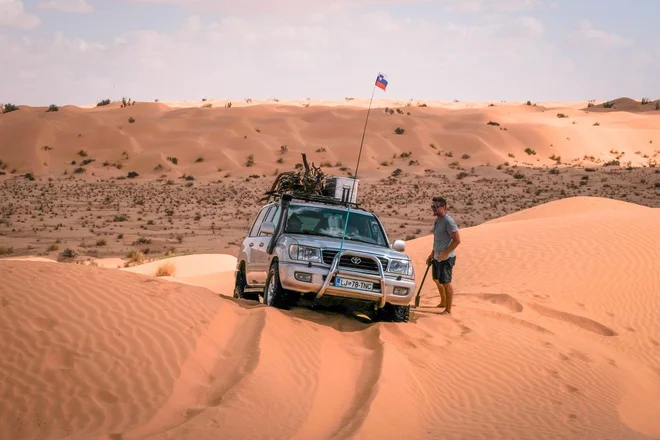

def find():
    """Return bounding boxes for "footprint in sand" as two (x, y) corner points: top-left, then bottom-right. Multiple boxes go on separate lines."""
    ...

(207, 419), (221, 429)
(569, 350), (591, 363)
(651, 339), (659, 347)
(545, 368), (560, 379)
(458, 324), (472, 336)
(475, 293), (524, 313)
(45, 347), (76, 369)
(97, 390), (119, 405)
(1, 297), (10, 307)
(564, 384), (579, 394)
(33, 315), (58, 330)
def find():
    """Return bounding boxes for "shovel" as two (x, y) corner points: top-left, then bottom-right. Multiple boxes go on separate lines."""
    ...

(412, 262), (432, 308)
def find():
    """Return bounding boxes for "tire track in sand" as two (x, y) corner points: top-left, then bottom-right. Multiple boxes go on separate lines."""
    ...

(289, 324), (385, 440)
(122, 303), (267, 440)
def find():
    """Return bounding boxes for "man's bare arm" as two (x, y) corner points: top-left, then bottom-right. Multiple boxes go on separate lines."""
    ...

(438, 230), (461, 258)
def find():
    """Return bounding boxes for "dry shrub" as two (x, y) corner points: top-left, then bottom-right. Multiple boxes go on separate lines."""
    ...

(155, 261), (176, 277)
(125, 249), (146, 267)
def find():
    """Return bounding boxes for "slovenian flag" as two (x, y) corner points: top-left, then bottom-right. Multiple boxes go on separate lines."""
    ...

(375, 73), (388, 91)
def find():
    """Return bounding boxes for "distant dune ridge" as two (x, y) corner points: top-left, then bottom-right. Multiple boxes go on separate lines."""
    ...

(1, 196), (660, 440)
(0, 97), (658, 181)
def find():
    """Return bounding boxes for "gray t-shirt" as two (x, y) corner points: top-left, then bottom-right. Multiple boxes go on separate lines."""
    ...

(433, 214), (459, 260)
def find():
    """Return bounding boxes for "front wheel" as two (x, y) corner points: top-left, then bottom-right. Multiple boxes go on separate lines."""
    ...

(234, 268), (259, 302)
(376, 303), (410, 323)
(264, 261), (289, 309)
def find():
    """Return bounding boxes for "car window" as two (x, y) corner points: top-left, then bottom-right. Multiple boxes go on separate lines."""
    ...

(284, 204), (387, 246)
(272, 205), (282, 228)
(260, 204), (281, 233)
(258, 205), (280, 237)
(249, 206), (270, 237)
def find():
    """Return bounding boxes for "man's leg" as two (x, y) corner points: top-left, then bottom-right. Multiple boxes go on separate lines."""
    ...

(442, 283), (454, 313)
(431, 260), (446, 307)
(439, 257), (455, 314)
(434, 279), (446, 307)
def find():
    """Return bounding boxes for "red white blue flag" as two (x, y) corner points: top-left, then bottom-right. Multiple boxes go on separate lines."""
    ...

(375, 73), (388, 91)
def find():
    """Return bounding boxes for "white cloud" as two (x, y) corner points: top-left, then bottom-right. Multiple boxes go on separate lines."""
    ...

(491, 0), (539, 12)
(439, 0), (547, 13)
(38, 0), (94, 13)
(513, 16), (544, 39)
(0, 0), (41, 29)
(118, 0), (433, 15)
(0, 11), (556, 104)
(573, 19), (633, 49)
(0, 7), (656, 106)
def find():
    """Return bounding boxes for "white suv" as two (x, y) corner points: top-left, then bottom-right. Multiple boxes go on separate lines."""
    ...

(233, 193), (416, 322)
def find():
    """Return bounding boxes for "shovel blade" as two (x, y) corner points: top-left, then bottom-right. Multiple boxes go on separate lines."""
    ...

(412, 263), (431, 308)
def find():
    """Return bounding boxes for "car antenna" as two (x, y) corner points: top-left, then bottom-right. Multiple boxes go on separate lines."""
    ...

(337, 72), (388, 255)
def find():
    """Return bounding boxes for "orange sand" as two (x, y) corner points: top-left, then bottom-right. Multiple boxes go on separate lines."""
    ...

(0, 98), (658, 182)
(1, 196), (659, 440)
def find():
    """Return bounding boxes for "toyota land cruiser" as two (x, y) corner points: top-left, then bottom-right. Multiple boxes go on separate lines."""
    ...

(233, 191), (416, 322)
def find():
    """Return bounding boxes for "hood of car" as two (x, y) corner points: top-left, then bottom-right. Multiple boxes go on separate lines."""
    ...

(283, 233), (410, 261)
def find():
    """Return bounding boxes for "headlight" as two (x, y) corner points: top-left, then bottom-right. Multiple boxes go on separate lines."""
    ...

(289, 244), (321, 262)
(388, 258), (413, 276)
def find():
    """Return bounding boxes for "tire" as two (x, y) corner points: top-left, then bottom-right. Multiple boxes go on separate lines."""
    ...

(234, 268), (259, 302)
(376, 303), (410, 323)
(264, 261), (289, 309)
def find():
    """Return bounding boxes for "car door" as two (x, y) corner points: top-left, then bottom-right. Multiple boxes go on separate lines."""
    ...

(252, 204), (281, 285)
(245, 206), (270, 286)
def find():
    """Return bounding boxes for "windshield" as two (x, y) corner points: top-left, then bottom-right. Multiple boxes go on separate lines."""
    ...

(284, 204), (388, 247)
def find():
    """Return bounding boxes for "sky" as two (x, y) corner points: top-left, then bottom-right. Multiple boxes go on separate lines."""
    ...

(1, 0), (658, 106)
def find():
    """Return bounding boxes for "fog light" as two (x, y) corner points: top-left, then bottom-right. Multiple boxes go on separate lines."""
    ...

(294, 272), (312, 283)
(393, 287), (409, 296)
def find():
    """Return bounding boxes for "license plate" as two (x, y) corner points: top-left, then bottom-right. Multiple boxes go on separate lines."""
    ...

(335, 277), (373, 291)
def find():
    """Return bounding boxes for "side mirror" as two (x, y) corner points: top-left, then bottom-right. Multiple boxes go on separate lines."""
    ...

(392, 239), (405, 252)
(260, 222), (275, 235)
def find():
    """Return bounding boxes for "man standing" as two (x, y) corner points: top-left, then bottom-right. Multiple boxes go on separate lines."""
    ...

(426, 196), (461, 314)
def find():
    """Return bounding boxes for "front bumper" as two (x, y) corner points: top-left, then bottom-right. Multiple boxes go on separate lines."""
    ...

(278, 251), (416, 308)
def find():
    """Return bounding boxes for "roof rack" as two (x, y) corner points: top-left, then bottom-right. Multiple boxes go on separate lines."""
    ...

(263, 190), (362, 209)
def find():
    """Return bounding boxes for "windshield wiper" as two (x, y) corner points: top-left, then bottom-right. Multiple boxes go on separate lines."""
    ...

(285, 230), (338, 239)
(343, 236), (377, 245)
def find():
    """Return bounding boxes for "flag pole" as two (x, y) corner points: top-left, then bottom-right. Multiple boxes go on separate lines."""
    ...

(338, 74), (382, 257)
(349, 83), (377, 199)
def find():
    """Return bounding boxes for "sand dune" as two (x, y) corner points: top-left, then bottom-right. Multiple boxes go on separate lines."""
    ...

(121, 253), (236, 277)
(122, 253), (238, 294)
(1, 98), (658, 182)
(1, 196), (659, 440)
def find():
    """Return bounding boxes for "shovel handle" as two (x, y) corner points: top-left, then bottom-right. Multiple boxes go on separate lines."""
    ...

(413, 262), (432, 308)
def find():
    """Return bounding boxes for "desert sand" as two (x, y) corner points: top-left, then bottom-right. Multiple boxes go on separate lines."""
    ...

(1, 196), (659, 440)
(1, 97), (660, 439)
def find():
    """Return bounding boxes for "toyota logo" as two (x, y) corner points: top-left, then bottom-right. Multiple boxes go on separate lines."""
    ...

(351, 257), (361, 265)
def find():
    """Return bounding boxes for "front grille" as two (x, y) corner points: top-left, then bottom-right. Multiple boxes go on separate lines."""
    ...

(322, 250), (388, 273)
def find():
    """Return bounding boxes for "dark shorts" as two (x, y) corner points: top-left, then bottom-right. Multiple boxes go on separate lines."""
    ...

(432, 256), (456, 284)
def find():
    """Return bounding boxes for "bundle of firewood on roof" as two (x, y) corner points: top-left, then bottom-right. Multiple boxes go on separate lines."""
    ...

(262, 153), (327, 201)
